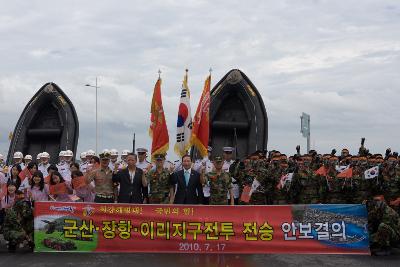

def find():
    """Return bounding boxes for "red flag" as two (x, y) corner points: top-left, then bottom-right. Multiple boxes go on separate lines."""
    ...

(71, 176), (87, 189)
(314, 166), (328, 176)
(191, 75), (211, 158)
(149, 78), (169, 159)
(49, 182), (68, 195)
(19, 167), (32, 181)
(337, 167), (353, 178)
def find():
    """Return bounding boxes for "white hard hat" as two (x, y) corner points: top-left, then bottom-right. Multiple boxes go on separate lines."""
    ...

(121, 149), (130, 156)
(86, 149), (95, 156)
(24, 155), (33, 160)
(102, 149), (110, 154)
(65, 150), (73, 157)
(41, 152), (50, 158)
(80, 152), (87, 158)
(13, 151), (23, 159)
(0, 154), (4, 160)
(59, 151), (66, 157)
(110, 149), (118, 156)
(37, 153), (42, 160)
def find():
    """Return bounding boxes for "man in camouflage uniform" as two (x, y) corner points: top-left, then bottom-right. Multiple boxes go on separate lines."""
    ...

(352, 156), (366, 203)
(291, 155), (321, 204)
(204, 156), (233, 205)
(339, 157), (356, 204)
(249, 154), (268, 205)
(313, 154), (331, 204)
(146, 154), (173, 204)
(3, 198), (34, 252)
(367, 198), (400, 255)
(363, 155), (384, 200)
(232, 154), (258, 205)
(381, 155), (400, 213)
(325, 155), (346, 204)
(273, 156), (290, 205)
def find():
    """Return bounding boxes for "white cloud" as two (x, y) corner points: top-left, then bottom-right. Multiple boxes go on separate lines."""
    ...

(1, 0), (400, 160)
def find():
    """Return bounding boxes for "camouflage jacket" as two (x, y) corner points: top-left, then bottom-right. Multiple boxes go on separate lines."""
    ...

(3, 200), (33, 243)
(368, 201), (400, 236)
(146, 168), (171, 203)
(205, 171), (232, 205)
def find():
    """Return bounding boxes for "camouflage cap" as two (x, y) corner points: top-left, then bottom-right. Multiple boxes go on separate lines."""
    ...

(213, 156), (223, 162)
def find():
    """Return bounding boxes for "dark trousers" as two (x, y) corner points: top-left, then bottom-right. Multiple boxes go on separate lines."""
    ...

(227, 198), (239, 205)
(0, 209), (4, 227)
(94, 195), (114, 203)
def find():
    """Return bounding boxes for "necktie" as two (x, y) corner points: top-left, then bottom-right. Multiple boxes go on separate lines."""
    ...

(184, 171), (190, 186)
(130, 171), (134, 183)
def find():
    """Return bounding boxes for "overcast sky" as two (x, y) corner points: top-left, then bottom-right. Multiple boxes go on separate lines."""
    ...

(0, 0), (400, 160)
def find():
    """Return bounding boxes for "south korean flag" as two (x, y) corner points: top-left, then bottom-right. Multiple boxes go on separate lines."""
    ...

(277, 173), (293, 189)
(335, 165), (350, 173)
(174, 71), (192, 157)
(364, 166), (379, 179)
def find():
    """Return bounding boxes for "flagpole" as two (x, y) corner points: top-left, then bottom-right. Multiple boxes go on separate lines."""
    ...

(185, 68), (188, 155)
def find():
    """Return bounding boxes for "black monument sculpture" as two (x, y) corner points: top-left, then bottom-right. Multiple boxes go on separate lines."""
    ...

(209, 69), (268, 159)
(7, 82), (79, 164)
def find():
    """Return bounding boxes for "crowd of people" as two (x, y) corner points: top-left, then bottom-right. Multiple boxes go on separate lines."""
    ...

(0, 139), (399, 255)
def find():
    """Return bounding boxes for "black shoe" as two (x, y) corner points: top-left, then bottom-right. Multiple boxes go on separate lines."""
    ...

(8, 244), (16, 253)
(372, 248), (392, 256)
(28, 241), (35, 252)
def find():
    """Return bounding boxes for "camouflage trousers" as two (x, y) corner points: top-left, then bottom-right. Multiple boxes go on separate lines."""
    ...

(149, 195), (169, 204)
(273, 191), (287, 205)
(327, 193), (345, 204)
(297, 193), (319, 204)
(3, 229), (32, 245)
(370, 223), (400, 249)
(250, 192), (267, 205)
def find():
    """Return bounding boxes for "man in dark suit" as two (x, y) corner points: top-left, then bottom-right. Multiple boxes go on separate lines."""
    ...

(170, 154), (204, 204)
(113, 153), (148, 203)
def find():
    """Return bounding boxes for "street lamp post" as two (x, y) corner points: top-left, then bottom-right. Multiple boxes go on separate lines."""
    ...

(86, 77), (99, 154)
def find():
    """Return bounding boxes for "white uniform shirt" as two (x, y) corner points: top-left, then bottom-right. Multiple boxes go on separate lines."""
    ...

(109, 161), (119, 172)
(38, 163), (51, 177)
(0, 163), (5, 174)
(6, 162), (25, 178)
(57, 162), (71, 182)
(193, 157), (214, 197)
(173, 160), (183, 172)
(79, 161), (89, 173)
(136, 160), (152, 173)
